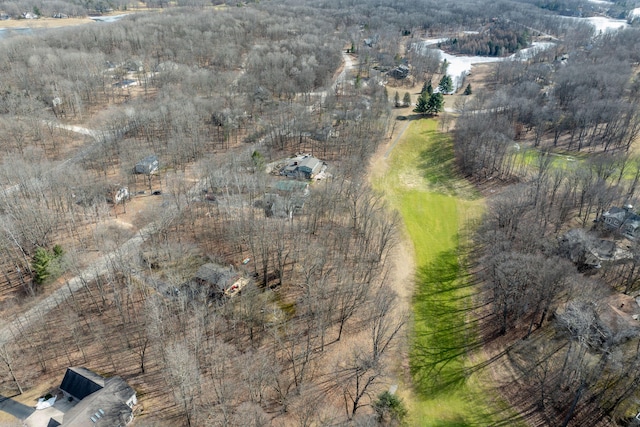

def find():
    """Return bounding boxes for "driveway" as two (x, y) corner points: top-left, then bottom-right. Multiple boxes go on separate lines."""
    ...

(0, 395), (34, 422)
(23, 397), (75, 427)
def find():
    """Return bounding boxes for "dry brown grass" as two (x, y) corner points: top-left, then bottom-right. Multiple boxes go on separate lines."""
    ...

(0, 17), (94, 29)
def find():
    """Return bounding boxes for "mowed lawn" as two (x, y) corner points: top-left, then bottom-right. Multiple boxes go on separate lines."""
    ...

(374, 118), (507, 426)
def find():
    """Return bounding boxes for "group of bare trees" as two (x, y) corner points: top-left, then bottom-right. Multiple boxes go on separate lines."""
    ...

(0, 1), (413, 423)
(455, 26), (640, 180)
(452, 14), (640, 424)
(0, 151), (407, 424)
(472, 160), (640, 424)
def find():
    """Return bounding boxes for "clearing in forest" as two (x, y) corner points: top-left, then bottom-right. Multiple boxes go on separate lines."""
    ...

(373, 118), (516, 425)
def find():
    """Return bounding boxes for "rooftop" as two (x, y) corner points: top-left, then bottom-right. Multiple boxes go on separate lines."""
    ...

(61, 377), (135, 427)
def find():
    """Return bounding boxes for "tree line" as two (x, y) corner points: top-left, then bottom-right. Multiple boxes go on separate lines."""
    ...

(451, 8), (640, 425)
(439, 20), (530, 57)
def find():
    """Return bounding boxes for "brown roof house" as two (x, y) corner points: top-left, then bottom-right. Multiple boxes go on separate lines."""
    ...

(48, 367), (137, 427)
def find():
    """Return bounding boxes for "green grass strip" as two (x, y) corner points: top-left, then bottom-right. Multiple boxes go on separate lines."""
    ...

(374, 119), (518, 426)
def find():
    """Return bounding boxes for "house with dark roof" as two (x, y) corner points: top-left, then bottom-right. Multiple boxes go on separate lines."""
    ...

(192, 263), (249, 298)
(49, 367), (136, 427)
(602, 205), (640, 239)
(387, 64), (410, 79)
(559, 228), (632, 269)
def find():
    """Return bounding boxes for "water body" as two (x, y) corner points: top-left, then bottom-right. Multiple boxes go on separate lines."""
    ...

(582, 16), (628, 33)
(0, 13), (129, 39)
(416, 14), (633, 91)
(415, 40), (555, 91)
(89, 14), (128, 23)
(0, 27), (33, 39)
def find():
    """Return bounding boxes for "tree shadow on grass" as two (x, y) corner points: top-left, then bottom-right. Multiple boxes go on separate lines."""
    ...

(410, 248), (529, 426)
(415, 129), (481, 199)
(411, 249), (481, 396)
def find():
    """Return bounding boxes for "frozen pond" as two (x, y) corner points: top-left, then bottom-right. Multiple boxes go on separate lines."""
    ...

(560, 15), (629, 33)
(415, 40), (555, 91)
(0, 13), (130, 39)
(89, 14), (128, 23)
(582, 16), (628, 33)
(0, 27), (33, 39)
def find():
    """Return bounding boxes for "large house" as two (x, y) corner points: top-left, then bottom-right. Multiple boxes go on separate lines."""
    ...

(48, 367), (137, 427)
(602, 205), (640, 239)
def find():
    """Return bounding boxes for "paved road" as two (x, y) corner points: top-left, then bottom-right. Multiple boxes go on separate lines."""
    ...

(0, 394), (35, 421)
(307, 51), (355, 103)
(0, 219), (162, 344)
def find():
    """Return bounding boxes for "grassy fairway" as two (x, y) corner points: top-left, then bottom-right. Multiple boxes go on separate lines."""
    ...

(374, 119), (502, 426)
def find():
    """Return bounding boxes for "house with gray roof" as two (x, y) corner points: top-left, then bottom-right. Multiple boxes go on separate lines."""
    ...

(388, 64), (410, 79)
(559, 228), (632, 269)
(192, 263), (249, 299)
(50, 367), (137, 427)
(133, 155), (159, 175)
(602, 205), (640, 239)
(281, 155), (324, 179)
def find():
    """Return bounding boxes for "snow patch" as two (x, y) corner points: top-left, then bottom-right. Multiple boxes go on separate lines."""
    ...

(415, 40), (555, 92)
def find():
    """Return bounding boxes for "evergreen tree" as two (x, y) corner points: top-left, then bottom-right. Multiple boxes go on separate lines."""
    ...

(32, 248), (52, 285)
(402, 92), (411, 107)
(413, 92), (429, 114)
(426, 92), (444, 115)
(440, 58), (449, 74)
(415, 92), (444, 115)
(374, 391), (408, 425)
(394, 91), (400, 107)
(464, 83), (472, 95)
(251, 150), (265, 173)
(421, 81), (433, 97)
(438, 75), (453, 94)
(31, 245), (65, 286)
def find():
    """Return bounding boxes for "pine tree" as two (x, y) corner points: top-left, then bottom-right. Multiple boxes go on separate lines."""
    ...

(440, 58), (449, 74)
(415, 92), (444, 115)
(31, 245), (65, 286)
(413, 92), (429, 114)
(421, 81), (433, 96)
(438, 75), (453, 94)
(402, 92), (411, 107)
(394, 91), (400, 107)
(426, 92), (444, 114)
(32, 248), (52, 285)
(464, 83), (472, 95)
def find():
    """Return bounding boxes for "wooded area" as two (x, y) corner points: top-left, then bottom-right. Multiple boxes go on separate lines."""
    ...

(1, 0), (640, 425)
